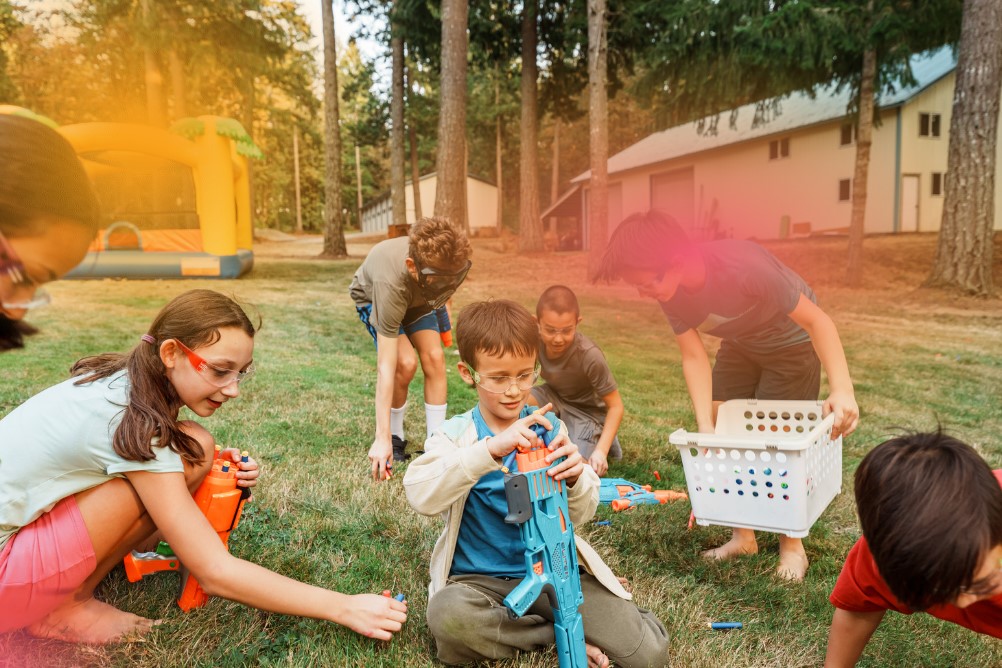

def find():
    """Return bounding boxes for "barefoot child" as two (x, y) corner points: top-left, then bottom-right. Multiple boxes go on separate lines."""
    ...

(531, 285), (624, 477)
(595, 210), (859, 580)
(403, 299), (669, 667)
(825, 431), (1002, 666)
(0, 289), (407, 643)
(350, 216), (473, 480)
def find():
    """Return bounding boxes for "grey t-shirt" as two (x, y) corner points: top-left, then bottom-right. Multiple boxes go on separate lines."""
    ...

(659, 239), (816, 354)
(0, 371), (184, 550)
(348, 237), (431, 338)
(538, 332), (618, 417)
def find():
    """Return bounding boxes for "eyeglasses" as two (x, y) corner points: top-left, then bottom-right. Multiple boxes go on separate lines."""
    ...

(540, 325), (575, 337)
(0, 229), (52, 311)
(176, 339), (255, 387)
(415, 259), (472, 309)
(468, 363), (541, 394)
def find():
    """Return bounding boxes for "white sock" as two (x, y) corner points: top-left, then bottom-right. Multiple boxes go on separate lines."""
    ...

(390, 403), (407, 440)
(425, 402), (447, 437)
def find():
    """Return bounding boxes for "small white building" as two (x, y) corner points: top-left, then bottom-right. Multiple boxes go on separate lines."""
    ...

(360, 173), (498, 234)
(548, 47), (1002, 246)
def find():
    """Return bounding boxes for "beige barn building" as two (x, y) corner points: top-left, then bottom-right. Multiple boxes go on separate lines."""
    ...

(549, 47), (1002, 247)
(360, 173), (498, 234)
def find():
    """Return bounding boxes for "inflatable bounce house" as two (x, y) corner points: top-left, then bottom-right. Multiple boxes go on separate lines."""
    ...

(0, 107), (260, 279)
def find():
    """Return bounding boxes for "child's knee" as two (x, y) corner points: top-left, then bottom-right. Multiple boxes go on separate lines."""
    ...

(618, 616), (670, 668)
(396, 351), (419, 380)
(419, 345), (445, 374)
(179, 420), (216, 482)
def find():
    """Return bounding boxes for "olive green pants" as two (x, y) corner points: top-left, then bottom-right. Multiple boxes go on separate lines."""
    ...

(426, 572), (670, 667)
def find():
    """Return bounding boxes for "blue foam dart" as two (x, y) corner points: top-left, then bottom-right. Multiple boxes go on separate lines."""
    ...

(502, 409), (587, 668)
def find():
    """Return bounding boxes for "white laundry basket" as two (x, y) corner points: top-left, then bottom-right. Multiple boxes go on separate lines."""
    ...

(668, 399), (842, 537)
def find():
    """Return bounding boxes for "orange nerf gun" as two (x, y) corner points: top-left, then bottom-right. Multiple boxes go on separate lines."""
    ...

(123, 449), (251, 611)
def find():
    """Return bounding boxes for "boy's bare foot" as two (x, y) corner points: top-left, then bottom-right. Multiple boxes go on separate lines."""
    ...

(585, 642), (610, 668)
(702, 530), (759, 561)
(28, 597), (158, 644)
(776, 537), (810, 581)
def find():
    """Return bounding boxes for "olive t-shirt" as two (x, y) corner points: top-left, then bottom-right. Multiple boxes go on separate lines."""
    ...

(348, 237), (431, 338)
(538, 333), (618, 416)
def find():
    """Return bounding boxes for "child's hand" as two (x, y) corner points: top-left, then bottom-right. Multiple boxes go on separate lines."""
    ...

(339, 593), (407, 640)
(220, 447), (260, 488)
(823, 390), (859, 439)
(588, 451), (609, 477)
(543, 433), (585, 484)
(486, 404), (556, 459)
(368, 438), (393, 482)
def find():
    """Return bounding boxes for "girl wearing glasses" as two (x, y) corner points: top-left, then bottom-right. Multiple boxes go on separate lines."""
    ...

(0, 111), (101, 349)
(0, 289), (407, 644)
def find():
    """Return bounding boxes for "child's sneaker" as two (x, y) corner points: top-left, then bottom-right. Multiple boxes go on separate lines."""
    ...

(392, 435), (411, 461)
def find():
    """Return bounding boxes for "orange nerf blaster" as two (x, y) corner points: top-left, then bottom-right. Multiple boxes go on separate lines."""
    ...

(123, 450), (251, 612)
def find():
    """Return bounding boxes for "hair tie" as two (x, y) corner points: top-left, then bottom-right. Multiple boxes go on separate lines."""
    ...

(141, 334), (156, 345)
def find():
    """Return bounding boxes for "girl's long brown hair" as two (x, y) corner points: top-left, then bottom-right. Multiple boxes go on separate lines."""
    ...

(71, 289), (258, 464)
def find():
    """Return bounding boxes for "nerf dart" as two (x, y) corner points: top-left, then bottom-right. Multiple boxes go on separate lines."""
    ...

(123, 452), (251, 612)
(434, 307), (453, 347)
(383, 591), (407, 603)
(709, 622), (743, 630)
(502, 408), (588, 668)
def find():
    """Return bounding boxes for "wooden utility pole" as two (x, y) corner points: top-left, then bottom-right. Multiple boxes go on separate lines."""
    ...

(293, 125), (302, 233)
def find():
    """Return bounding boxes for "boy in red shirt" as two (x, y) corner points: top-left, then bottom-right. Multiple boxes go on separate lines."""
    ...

(825, 431), (1002, 666)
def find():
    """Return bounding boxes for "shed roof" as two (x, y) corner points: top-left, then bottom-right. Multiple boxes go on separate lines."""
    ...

(572, 47), (956, 183)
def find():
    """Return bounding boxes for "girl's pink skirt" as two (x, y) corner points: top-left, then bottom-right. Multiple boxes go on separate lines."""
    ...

(0, 495), (96, 632)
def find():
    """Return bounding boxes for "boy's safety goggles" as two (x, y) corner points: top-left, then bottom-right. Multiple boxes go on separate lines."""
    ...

(415, 259), (472, 309)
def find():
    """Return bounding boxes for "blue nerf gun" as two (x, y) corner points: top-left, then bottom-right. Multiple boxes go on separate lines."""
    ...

(599, 477), (688, 512)
(502, 411), (588, 668)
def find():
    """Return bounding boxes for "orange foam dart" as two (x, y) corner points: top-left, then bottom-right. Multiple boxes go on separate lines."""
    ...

(654, 490), (688, 503)
(653, 470), (661, 481)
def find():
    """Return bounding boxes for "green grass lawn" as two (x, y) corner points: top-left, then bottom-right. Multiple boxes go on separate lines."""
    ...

(1, 234), (1001, 667)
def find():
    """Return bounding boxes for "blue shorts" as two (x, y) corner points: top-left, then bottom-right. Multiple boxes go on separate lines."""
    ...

(356, 304), (441, 347)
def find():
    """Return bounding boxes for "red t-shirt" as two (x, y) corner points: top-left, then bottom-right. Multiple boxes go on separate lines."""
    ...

(830, 470), (1002, 638)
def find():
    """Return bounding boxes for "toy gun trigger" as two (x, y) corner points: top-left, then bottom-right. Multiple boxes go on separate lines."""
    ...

(503, 475), (533, 525)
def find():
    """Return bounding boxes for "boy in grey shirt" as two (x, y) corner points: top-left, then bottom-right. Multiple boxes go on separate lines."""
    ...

(349, 217), (472, 480)
(530, 285), (624, 477)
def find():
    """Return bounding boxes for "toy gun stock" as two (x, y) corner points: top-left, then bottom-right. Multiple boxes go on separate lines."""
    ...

(123, 451), (251, 611)
(502, 413), (588, 668)
(599, 477), (688, 512)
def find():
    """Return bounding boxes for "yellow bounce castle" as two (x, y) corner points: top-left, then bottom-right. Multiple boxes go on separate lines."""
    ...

(0, 107), (258, 279)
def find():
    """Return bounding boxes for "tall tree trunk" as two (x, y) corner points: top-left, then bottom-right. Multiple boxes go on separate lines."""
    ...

(293, 124), (303, 233)
(407, 60), (423, 220)
(549, 117), (560, 236)
(927, 0), (1001, 295)
(434, 0), (469, 232)
(356, 143), (364, 226)
(390, 20), (407, 229)
(139, 0), (165, 126)
(241, 72), (256, 227)
(518, 0), (542, 252)
(168, 44), (186, 120)
(321, 0), (346, 257)
(495, 72), (504, 233)
(586, 0), (608, 274)
(845, 41), (875, 288)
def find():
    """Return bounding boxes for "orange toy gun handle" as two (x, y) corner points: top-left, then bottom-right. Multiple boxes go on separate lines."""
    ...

(177, 469), (251, 612)
(123, 552), (180, 582)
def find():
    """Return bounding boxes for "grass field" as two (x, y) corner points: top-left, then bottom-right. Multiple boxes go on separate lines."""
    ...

(1, 232), (1001, 667)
